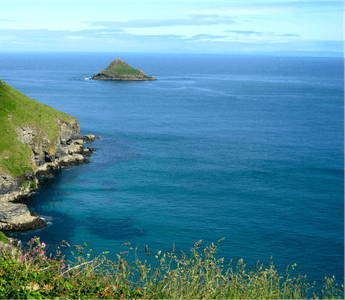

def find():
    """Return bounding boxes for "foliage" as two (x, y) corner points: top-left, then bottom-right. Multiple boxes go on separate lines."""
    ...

(0, 79), (74, 176)
(0, 232), (8, 244)
(0, 237), (343, 299)
(104, 59), (141, 75)
(29, 181), (37, 190)
(21, 180), (29, 191)
(106, 66), (141, 75)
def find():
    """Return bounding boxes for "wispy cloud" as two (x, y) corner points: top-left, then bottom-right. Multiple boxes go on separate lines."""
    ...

(0, 18), (24, 23)
(187, 34), (228, 41)
(0, 27), (183, 44)
(226, 30), (299, 38)
(83, 14), (235, 28)
(226, 30), (262, 35)
(277, 33), (299, 37)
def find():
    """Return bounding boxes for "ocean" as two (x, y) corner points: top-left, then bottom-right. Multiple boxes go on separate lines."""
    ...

(1, 52), (343, 286)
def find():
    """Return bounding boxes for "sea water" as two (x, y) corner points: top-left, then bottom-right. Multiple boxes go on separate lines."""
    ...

(1, 53), (343, 286)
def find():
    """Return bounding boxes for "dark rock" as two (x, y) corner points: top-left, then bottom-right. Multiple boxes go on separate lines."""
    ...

(83, 134), (97, 142)
(36, 170), (52, 177)
(82, 148), (96, 156)
(0, 202), (47, 232)
(1, 213), (47, 232)
(44, 152), (55, 163)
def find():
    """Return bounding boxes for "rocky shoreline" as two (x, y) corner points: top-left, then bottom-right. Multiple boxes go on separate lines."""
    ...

(90, 72), (155, 81)
(0, 118), (100, 232)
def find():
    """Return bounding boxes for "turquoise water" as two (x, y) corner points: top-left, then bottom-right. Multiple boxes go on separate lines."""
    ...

(1, 53), (343, 285)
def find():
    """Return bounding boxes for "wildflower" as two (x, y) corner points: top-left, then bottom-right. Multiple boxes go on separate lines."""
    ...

(27, 281), (40, 291)
(44, 284), (53, 291)
(41, 242), (46, 248)
(41, 250), (45, 256)
(61, 263), (66, 269)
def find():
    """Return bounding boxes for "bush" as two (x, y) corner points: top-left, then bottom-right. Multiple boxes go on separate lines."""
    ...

(29, 181), (36, 190)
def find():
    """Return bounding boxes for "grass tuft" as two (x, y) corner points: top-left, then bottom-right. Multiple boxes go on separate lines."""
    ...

(0, 235), (343, 299)
(0, 232), (8, 244)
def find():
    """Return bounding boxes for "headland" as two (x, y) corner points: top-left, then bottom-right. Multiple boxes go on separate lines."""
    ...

(0, 79), (100, 232)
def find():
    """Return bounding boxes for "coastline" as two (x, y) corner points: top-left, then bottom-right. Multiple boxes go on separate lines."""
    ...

(0, 134), (100, 232)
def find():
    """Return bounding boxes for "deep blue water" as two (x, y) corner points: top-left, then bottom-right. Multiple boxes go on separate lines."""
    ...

(1, 53), (343, 286)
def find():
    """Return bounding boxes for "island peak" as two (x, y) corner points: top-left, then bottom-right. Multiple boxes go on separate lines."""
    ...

(90, 58), (156, 81)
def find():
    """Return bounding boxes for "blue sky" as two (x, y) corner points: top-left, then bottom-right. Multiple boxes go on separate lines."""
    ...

(0, 0), (343, 54)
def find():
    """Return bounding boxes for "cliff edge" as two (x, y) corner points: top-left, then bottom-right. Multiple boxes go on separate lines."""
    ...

(0, 79), (99, 231)
(90, 58), (156, 81)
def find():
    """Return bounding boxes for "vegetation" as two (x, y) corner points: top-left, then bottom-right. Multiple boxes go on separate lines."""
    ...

(0, 236), (343, 299)
(104, 59), (141, 76)
(21, 180), (29, 191)
(0, 80), (74, 176)
(29, 181), (37, 190)
(0, 232), (8, 244)
(107, 67), (141, 75)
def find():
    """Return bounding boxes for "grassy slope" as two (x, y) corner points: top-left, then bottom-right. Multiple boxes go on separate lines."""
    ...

(0, 79), (74, 177)
(104, 59), (141, 75)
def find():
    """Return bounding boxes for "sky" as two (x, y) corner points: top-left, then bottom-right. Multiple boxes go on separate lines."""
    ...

(0, 0), (343, 55)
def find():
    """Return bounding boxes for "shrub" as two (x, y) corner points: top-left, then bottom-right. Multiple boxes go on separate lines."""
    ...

(29, 181), (36, 190)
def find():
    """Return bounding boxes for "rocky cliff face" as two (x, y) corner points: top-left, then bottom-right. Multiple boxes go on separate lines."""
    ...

(15, 118), (81, 168)
(0, 116), (99, 232)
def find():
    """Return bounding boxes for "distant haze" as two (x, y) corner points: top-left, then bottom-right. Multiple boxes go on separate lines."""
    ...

(0, 1), (343, 55)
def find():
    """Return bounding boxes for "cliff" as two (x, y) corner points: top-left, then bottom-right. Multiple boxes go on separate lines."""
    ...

(90, 58), (156, 81)
(0, 79), (98, 231)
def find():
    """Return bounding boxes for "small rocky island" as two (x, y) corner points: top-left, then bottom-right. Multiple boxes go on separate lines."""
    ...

(90, 58), (156, 81)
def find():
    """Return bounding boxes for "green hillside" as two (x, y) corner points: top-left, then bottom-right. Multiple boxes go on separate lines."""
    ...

(0, 79), (74, 176)
(104, 58), (141, 75)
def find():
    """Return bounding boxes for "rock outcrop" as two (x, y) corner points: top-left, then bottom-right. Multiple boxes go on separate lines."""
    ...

(0, 238), (21, 258)
(90, 58), (156, 81)
(0, 118), (99, 232)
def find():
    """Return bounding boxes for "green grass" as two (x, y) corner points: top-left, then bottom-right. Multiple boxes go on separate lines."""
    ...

(29, 181), (36, 190)
(0, 236), (343, 299)
(0, 232), (8, 244)
(105, 66), (141, 75)
(0, 80), (75, 176)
